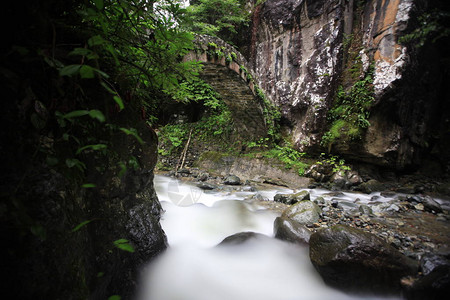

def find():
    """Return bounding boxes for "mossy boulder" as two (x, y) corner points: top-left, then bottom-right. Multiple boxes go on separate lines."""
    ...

(309, 225), (418, 294)
(281, 200), (321, 225)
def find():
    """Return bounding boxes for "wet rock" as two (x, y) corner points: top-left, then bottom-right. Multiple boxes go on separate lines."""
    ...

(274, 216), (311, 245)
(218, 232), (267, 246)
(282, 200), (321, 225)
(198, 172), (209, 181)
(336, 201), (359, 211)
(274, 190), (310, 205)
(395, 186), (416, 194)
(197, 182), (217, 190)
(415, 203), (425, 211)
(420, 253), (450, 276)
(309, 225), (418, 294)
(422, 196), (442, 213)
(223, 175), (241, 185)
(402, 265), (450, 300)
(358, 179), (386, 193)
(359, 204), (373, 215)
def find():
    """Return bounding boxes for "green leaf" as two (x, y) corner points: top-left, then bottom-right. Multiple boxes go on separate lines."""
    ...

(88, 35), (105, 47)
(80, 65), (95, 78)
(113, 96), (124, 111)
(119, 127), (144, 144)
(93, 0), (104, 10)
(64, 110), (90, 119)
(65, 158), (86, 170)
(76, 143), (107, 155)
(59, 64), (81, 76)
(72, 220), (92, 232)
(118, 162), (127, 178)
(88, 109), (106, 122)
(81, 183), (96, 188)
(108, 296), (121, 300)
(113, 239), (135, 253)
(97, 272), (105, 278)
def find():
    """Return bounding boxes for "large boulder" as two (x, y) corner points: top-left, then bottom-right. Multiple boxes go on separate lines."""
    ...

(281, 200), (321, 225)
(223, 175), (241, 185)
(309, 225), (418, 294)
(273, 216), (311, 245)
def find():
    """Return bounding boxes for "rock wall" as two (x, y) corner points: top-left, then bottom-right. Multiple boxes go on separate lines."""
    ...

(247, 0), (450, 171)
(1, 85), (167, 299)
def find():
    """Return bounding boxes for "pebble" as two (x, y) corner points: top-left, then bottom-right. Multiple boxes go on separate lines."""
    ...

(414, 203), (424, 211)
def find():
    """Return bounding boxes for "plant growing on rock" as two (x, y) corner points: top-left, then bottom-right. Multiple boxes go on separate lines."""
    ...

(321, 66), (374, 151)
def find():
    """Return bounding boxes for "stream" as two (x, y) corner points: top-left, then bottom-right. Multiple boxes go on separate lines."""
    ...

(138, 175), (404, 300)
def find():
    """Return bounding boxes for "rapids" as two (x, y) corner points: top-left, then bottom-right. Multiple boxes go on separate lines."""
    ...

(138, 175), (403, 300)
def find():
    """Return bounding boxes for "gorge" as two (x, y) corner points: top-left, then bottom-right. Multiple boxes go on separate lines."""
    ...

(1, 0), (449, 299)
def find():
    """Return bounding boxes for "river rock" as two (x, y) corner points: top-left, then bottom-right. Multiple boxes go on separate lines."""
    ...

(358, 179), (386, 193)
(281, 200), (320, 225)
(309, 225), (418, 294)
(420, 252), (450, 276)
(402, 265), (450, 300)
(274, 190), (310, 205)
(223, 175), (241, 185)
(197, 182), (217, 190)
(273, 216), (311, 245)
(359, 204), (373, 215)
(218, 232), (267, 246)
(422, 196), (442, 213)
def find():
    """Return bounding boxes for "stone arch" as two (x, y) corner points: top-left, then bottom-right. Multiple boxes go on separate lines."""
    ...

(183, 35), (268, 139)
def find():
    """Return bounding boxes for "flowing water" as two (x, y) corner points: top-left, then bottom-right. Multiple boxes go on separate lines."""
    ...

(138, 175), (403, 300)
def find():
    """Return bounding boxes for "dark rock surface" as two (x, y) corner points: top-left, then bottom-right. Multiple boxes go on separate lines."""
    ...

(309, 225), (418, 294)
(218, 231), (268, 246)
(274, 190), (310, 204)
(274, 216), (312, 244)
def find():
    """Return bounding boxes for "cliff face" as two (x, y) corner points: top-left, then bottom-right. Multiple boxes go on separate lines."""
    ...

(248, 0), (450, 172)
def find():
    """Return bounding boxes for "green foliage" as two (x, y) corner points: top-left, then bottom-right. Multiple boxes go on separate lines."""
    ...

(259, 145), (309, 176)
(321, 67), (374, 150)
(254, 86), (281, 142)
(399, 10), (450, 48)
(72, 220), (93, 233)
(113, 239), (135, 253)
(185, 0), (249, 43)
(316, 153), (352, 173)
(158, 78), (233, 155)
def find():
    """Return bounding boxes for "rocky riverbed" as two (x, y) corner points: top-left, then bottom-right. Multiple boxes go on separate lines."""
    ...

(158, 167), (450, 298)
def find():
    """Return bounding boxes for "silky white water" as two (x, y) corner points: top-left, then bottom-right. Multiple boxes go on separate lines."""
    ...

(138, 175), (402, 300)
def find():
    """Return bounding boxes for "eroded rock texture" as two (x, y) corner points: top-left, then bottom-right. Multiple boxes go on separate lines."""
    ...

(247, 0), (450, 171)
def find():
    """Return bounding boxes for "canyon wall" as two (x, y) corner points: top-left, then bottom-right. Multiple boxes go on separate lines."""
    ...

(247, 0), (450, 172)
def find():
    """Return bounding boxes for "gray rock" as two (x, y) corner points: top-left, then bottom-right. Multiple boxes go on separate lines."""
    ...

(420, 253), (450, 276)
(422, 196), (442, 213)
(358, 179), (386, 193)
(223, 175), (241, 185)
(218, 232), (267, 246)
(197, 182), (217, 190)
(274, 190), (310, 205)
(282, 200), (321, 225)
(359, 204), (373, 215)
(309, 225), (418, 294)
(274, 216), (311, 245)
